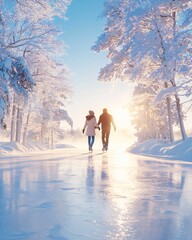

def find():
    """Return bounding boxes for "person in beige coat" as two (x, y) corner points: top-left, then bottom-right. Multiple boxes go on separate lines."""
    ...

(82, 110), (99, 152)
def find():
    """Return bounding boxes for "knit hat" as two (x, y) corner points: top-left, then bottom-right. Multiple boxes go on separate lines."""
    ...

(89, 110), (94, 116)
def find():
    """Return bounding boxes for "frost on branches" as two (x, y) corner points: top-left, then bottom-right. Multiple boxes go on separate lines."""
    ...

(27, 55), (72, 146)
(92, 0), (192, 142)
(0, 0), (72, 147)
(14, 0), (71, 21)
(0, 12), (34, 127)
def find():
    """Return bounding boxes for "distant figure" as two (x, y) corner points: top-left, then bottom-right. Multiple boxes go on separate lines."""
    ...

(3, 122), (7, 130)
(98, 108), (116, 151)
(82, 110), (99, 152)
(0, 120), (7, 130)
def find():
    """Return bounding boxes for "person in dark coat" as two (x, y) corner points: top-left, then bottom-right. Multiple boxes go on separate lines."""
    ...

(98, 108), (116, 151)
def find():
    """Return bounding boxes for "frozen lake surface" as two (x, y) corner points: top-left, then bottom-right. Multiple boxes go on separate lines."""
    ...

(0, 149), (192, 240)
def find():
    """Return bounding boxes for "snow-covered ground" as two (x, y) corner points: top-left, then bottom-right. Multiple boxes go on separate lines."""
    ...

(0, 141), (75, 155)
(129, 137), (192, 162)
(1, 134), (191, 162)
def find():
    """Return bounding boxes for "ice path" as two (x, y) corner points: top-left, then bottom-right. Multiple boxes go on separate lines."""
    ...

(0, 149), (192, 240)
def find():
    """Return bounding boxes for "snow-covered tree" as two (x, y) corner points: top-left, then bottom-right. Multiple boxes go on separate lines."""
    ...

(92, 0), (192, 142)
(1, 0), (72, 144)
(14, 0), (71, 21)
(0, 10), (34, 128)
(131, 82), (171, 142)
(21, 52), (72, 146)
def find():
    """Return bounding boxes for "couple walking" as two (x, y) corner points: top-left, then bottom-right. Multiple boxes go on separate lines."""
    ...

(82, 108), (116, 152)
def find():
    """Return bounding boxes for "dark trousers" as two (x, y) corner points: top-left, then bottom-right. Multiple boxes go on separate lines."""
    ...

(102, 127), (111, 146)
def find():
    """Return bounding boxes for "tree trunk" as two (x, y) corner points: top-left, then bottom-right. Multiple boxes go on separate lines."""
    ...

(164, 82), (174, 142)
(171, 11), (187, 140)
(22, 109), (31, 145)
(40, 124), (45, 145)
(175, 94), (187, 140)
(15, 107), (22, 142)
(10, 101), (17, 142)
(51, 130), (54, 148)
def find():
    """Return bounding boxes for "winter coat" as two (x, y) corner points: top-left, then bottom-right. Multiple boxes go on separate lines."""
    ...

(83, 116), (98, 136)
(98, 112), (115, 130)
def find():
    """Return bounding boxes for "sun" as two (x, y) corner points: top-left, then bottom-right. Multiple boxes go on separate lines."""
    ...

(111, 107), (131, 130)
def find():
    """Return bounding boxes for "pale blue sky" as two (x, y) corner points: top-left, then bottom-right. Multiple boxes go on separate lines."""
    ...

(60, 0), (192, 136)
(62, 0), (133, 129)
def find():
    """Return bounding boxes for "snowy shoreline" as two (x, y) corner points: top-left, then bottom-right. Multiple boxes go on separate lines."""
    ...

(0, 141), (75, 155)
(128, 137), (192, 162)
(1, 138), (192, 162)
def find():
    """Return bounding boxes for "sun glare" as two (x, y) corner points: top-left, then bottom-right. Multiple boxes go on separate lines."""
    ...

(112, 107), (131, 130)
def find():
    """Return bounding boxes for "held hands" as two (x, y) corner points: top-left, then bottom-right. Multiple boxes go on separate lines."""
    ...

(83, 127), (100, 134)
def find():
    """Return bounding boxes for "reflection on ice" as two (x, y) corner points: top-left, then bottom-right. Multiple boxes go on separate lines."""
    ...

(101, 154), (109, 182)
(86, 154), (95, 195)
(0, 150), (192, 239)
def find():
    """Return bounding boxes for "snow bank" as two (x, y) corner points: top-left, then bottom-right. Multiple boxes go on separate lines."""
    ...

(0, 142), (29, 154)
(0, 141), (75, 155)
(55, 143), (75, 149)
(128, 137), (192, 162)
